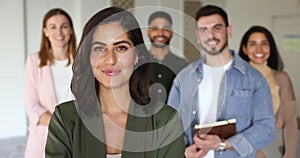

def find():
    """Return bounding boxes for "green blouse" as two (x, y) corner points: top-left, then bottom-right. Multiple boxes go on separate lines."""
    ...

(45, 101), (185, 158)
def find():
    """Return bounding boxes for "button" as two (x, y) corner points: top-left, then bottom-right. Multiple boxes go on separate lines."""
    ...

(158, 74), (162, 78)
(192, 110), (196, 114)
(158, 89), (162, 93)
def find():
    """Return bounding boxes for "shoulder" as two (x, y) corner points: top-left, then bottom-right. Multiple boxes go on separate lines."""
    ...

(26, 52), (39, 62)
(175, 60), (198, 78)
(234, 55), (264, 79)
(168, 53), (189, 65)
(53, 100), (78, 124)
(272, 69), (290, 79)
(272, 69), (293, 84)
(25, 53), (40, 67)
(154, 104), (179, 126)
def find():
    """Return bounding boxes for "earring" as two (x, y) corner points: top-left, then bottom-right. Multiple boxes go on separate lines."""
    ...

(134, 63), (138, 69)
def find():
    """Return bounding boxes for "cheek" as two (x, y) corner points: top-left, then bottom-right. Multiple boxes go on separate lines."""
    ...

(90, 54), (102, 69)
(118, 54), (135, 68)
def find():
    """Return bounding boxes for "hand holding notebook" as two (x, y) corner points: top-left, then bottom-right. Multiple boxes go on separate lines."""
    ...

(194, 118), (236, 139)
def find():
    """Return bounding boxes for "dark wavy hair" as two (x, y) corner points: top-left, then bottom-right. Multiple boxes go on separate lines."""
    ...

(148, 11), (172, 25)
(238, 25), (284, 70)
(71, 7), (151, 116)
(195, 5), (229, 27)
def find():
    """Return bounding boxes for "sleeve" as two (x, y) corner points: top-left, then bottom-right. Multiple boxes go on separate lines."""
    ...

(167, 77), (181, 111)
(45, 106), (72, 158)
(280, 72), (297, 158)
(228, 77), (275, 157)
(24, 54), (48, 125)
(157, 108), (185, 158)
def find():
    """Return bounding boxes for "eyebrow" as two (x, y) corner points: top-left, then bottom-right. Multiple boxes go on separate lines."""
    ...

(47, 23), (69, 26)
(113, 40), (132, 46)
(91, 40), (132, 46)
(198, 23), (224, 30)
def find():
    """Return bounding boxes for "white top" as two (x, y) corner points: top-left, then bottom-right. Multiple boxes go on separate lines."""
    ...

(106, 154), (122, 158)
(51, 59), (73, 104)
(198, 60), (232, 157)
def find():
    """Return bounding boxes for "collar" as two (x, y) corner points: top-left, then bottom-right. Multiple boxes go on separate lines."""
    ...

(191, 50), (246, 75)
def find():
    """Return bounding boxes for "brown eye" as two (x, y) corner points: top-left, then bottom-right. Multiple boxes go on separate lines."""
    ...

(115, 46), (128, 53)
(92, 46), (106, 55)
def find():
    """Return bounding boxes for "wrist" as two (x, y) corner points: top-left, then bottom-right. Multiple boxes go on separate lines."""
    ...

(217, 139), (226, 153)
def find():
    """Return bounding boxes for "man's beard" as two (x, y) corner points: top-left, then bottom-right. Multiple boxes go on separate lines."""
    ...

(201, 37), (227, 56)
(150, 36), (171, 48)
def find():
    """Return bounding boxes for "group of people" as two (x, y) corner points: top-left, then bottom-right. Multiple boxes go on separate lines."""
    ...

(24, 4), (297, 158)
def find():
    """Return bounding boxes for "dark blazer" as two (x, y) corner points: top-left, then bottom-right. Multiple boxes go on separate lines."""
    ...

(45, 101), (185, 158)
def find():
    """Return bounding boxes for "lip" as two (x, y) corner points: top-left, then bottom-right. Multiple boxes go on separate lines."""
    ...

(207, 40), (217, 47)
(102, 69), (121, 76)
(205, 39), (218, 47)
(154, 36), (167, 42)
(55, 36), (64, 41)
(254, 53), (264, 58)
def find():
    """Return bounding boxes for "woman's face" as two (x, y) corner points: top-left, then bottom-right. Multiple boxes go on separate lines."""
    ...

(90, 22), (138, 89)
(243, 32), (270, 65)
(43, 14), (73, 48)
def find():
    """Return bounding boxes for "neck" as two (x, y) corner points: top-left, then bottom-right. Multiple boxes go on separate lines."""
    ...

(150, 45), (170, 61)
(52, 46), (69, 60)
(205, 48), (233, 67)
(99, 86), (131, 114)
(249, 61), (268, 68)
(249, 61), (271, 75)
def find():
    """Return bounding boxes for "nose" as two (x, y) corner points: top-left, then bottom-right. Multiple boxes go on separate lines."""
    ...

(204, 28), (214, 38)
(104, 50), (117, 65)
(56, 27), (63, 35)
(157, 28), (164, 36)
(256, 44), (263, 51)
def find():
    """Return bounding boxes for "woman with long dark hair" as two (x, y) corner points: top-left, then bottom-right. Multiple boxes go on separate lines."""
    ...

(45, 7), (184, 158)
(239, 25), (297, 158)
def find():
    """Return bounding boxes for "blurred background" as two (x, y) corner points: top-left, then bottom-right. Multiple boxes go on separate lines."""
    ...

(0, 0), (299, 157)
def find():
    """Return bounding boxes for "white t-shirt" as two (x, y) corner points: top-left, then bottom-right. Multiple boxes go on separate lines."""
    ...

(107, 154), (122, 158)
(198, 60), (232, 157)
(51, 59), (73, 104)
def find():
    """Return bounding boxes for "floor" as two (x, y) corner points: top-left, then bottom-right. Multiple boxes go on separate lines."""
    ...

(0, 136), (26, 158)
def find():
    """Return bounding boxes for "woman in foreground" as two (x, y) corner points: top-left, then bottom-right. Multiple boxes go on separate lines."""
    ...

(45, 6), (185, 158)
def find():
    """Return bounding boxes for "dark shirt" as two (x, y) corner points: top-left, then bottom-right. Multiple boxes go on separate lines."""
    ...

(148, 52), (188, 103)
(45, 101), (185, 158)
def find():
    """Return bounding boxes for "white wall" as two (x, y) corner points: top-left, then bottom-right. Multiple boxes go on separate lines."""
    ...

(0, 1), (26, 139)
(0, 0), (111, 139)
(0, 0), (299, 139)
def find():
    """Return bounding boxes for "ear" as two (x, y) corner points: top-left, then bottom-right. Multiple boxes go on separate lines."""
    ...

(134, 52), (139, 65)
(43, 28), (49, 37)
(227, 25), (232, 39)
(169, 29), (173, 38)
(195, 30), (201, 44)
(242, 45), (248, 55)
(147, 28), (151, 38)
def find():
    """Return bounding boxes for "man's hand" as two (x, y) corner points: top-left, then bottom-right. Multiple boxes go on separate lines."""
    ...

(184, 144), (209, 158)
(193, 134), (221, 151)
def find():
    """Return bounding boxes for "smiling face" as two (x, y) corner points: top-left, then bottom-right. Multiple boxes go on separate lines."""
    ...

(90, 22), (138, 90)
(195, 14), (231, 56)
(243, 32), (270, 65)
(147, 17), (173, 48)
(43, 14), (73, 48)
